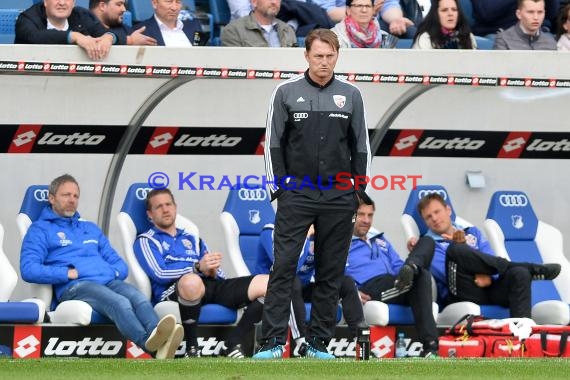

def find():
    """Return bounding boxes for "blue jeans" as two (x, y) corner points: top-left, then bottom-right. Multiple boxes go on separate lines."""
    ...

(60, 280), (159, 349)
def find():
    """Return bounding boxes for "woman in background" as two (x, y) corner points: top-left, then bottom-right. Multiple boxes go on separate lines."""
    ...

(332, 0), (392, 48)
(412, 0), (476, 49)
(556, 4), (570, 50)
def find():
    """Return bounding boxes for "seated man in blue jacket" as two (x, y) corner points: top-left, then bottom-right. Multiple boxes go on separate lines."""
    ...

(15, 0), (119, 61)
(20, 174), (182, 359)
(134, 188), (268, 358)
(412, 192), (561, 318)
(346, 201), (439, 358)
(135, 0), (207, 46)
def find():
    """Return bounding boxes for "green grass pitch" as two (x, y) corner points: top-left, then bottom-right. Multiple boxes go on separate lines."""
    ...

(1, 358), (569, 380)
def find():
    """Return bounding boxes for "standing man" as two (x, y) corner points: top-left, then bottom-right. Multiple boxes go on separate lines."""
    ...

(89, 0), (157, 45)
(221, 0), (297, 47)
(255, 28), (371, 360)
(20, 174), (183, 359)
(493, 0), (558, 50)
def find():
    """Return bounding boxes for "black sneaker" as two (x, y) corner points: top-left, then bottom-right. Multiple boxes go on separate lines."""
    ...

(302, 338), (335, 359)
(421, 341), (439, 359)
(221, 343), (245, 359)
(530, 263), (561, 280)
(184, 345), (201, 358)
(394, 264), (416, 290)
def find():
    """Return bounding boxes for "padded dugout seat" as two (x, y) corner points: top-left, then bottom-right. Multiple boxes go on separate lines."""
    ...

(220, 184), (275, 277)
(401, 185), (509, 325)
(0, 9), (20, 44)
(484, 190), (570, 325)
(0, 222), (44, 323)
(17, 185), (108, 325)
(117, 183), (237, 324)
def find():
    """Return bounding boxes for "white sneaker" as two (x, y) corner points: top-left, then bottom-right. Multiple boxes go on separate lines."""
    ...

(145, 314), (176, 352)
(156, 324), (184, 359)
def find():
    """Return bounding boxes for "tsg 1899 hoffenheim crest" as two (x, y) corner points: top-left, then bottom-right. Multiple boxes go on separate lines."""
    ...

(333, 95), (346, 108)
(512, 215), (524, 229)
(249, 209), (261, 224)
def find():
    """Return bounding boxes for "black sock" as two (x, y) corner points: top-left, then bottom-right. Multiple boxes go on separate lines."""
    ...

(226, 299), (263, 348)
(178, 298), (201, 348)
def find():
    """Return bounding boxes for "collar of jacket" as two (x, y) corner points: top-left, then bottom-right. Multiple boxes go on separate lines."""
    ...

(304, 69), (335, 89)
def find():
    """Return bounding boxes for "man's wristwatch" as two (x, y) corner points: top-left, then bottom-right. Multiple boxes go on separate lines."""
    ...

(193, 261), (202, 274)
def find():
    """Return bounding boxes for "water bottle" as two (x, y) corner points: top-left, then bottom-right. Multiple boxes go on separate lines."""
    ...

(395, 332), (407, 358)
(355, 325), (370, 361)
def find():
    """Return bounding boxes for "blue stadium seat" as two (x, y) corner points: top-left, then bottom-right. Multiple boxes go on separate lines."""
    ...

(75, 0), (89, 8)
(475, 35), (494, 50)
(123, 10), (132, 27)
(128, 0), (154, 22)
(458, 0), (474, 27)
(117, 183), (237, 324)
(184, 0), (213, 39)
(484, 191), (570, 325)
(1, 1), (33, 10)
(401, 185), (510, 325)
(17, 185), (110, 324)
(195, 0), (229, 45)
(0, 222), (45, 323)
(0, 9), (19, 44)
(395, 38), (413, 49)
(220, 184), (275, 276)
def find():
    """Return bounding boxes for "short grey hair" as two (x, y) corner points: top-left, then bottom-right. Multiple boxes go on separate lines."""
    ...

(48, 174), (79, 196)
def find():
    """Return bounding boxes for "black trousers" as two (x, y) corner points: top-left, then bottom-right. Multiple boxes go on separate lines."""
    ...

(261, 191), (357, 344)
(445, 243), (532, 318)
(302, 276), (365, 339)
(359, 237), (438, 348)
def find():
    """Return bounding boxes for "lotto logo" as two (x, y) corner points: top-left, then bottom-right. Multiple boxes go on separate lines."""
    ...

(15, 335), (41, 358)
(13, 326), (42, 359)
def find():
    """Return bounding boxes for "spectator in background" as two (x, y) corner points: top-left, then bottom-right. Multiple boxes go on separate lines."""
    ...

(493, 0), (557, 50)
(15, 0), (117, 61)
(136, 0), (206, 46)
(472, 0), (559, 36)
(226, 0), (337, 32)
(89, 0), (157, 45)
(331, 0), (388, 48)
(413, 0), (477, 49)
(221, 0), (297, 46)
(378, 0), (423, 39)
(556, 3), (570, 49)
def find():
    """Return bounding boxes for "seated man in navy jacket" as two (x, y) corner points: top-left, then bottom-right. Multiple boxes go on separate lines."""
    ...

(15, 0), (118, 61)
(136, 0), (207, 46)
(346, 201), (439, 358)
(89, 0), (157, 45)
